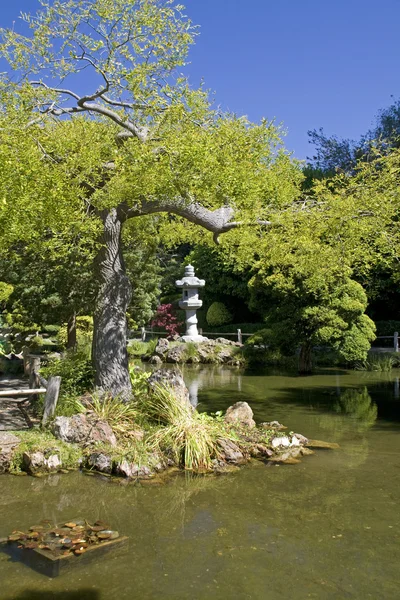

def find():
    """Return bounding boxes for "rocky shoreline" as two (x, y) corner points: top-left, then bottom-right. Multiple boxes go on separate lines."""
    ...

(141, 337), (245, 366)
(0, 369), (339, 480)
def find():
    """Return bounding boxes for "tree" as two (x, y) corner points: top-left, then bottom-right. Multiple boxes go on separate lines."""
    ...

(249, 243), (376, 373)
(0, 0), (302, 396)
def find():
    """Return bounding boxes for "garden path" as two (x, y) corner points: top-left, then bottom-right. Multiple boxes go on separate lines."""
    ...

(0, 376), (32, 431)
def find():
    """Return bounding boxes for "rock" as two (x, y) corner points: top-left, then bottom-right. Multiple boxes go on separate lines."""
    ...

(224, 401), (256, 429)
(87, 452), (112, 473)
(271, 436), (290, 448)
(127, 428), (145, 441)
(292, 433), (309, 445)
(22, 451), (62, 473)
(0, 432), (20, 473)
(154, 338), (170, 357)
(260, 421), (287, 430)
(217, 439), (245, 464)
(215, 348), (233, 363)
(269, 447), (302, 464)
(148, 368), (192, 410)
(166, 344), (187, 363)
(215, 338), (239, 346)
(290, 436), (301, 446)
(300, 447), (314, 456)
(52, 413), (117, 447)
(250, 444), (273, 458)
(46, 454), (62, 470)
(23, 451), (45, 473)
(149, 355), (162, 365)
(306, 439), (340, 450)
(115, 460), (152, 478)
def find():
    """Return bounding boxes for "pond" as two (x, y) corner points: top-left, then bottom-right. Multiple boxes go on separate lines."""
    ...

(1, 366), (400, 600)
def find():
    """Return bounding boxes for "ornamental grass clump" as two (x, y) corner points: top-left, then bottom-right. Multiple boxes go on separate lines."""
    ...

(141, 384), (235, 471)
(83, 394), (139, 437)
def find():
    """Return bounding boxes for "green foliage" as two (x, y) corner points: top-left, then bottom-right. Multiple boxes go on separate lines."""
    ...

(129, 366), (151, 397)
(41, 350), (94, 397)
(206, 302), (233, 328)
(83, 394), (139, 438)
(127, 340), (149, 357)
(9, 430), (82, 474)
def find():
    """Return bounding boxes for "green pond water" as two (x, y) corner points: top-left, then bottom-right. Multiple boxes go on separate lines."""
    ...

(1, 367), (400, 600)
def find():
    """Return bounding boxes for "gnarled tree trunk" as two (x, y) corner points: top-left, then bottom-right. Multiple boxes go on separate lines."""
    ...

(298, 342), (313, 374)
(92, 208), (132, 397)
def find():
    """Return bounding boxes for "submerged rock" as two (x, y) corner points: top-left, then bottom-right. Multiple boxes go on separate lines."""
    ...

(306, 439), (340, 450)
(224, 402), (256, 429)
(149, 355), (162, 365)
(52, 414), (117, 447)
(260, 421), (287, 431)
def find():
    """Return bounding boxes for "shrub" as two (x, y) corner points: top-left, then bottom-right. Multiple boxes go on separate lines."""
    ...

(151, 304), (182, 338)
(206, 302), (233, 328)
(41, 350), (94, 397)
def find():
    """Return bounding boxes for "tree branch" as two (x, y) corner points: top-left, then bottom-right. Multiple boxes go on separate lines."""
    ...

(117, 199), (271, 243)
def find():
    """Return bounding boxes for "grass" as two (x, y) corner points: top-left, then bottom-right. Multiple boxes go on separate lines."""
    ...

(9, 429), (82, 474)
(137, 383), (237, 471)
(355, 353), (400, 372)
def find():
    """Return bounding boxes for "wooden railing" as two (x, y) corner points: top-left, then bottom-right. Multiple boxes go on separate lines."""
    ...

(0, 355), (61, 426)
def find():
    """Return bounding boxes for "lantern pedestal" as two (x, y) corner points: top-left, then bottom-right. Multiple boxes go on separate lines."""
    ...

(176, 265), (207, 343)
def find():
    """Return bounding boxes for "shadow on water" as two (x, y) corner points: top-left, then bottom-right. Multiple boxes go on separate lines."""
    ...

(4, 591), (99, 600)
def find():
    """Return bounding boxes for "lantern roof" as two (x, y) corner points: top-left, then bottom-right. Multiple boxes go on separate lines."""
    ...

(175, 264), (205, 288)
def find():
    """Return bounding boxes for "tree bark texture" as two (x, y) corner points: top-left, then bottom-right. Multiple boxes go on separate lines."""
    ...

(298, 343), (313, 374)
(92, 209), (132, 397)
(66, 312), (77, 349)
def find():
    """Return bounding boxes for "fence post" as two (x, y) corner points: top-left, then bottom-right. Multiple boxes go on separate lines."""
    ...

(395, 332), (399, 353)
(199, 328), (203, 336)
(237, 329), (242, 344)
(141, 327), (146, 342)
(41, 376), (61, 427)
(29, 356), (40, 387)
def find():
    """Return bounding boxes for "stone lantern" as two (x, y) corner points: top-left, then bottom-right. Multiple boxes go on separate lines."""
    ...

(176, 264), (206, 342)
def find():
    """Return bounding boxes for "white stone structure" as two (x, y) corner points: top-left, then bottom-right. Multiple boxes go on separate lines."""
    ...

(176, 265), (206, 342)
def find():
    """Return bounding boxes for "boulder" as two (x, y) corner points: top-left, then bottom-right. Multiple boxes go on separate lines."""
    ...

(148, 368), (192, 410)
(149, 355), (163, 365)
(166, 344), (187, 363)
(224, 402), (256, 429)
(0, 432), (20, 474)
(87, 452), (112, 473)
(115, 460), (152, 478)
(154, 338), (170, 357)
(52, 413), (117, 447)
(217, 439), (245, 464)
(292, 433), (309, 445)
(215, 338), (241, 347)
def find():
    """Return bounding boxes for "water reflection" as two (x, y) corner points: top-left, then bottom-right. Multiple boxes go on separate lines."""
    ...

(1, 368), (400, 600)
(334, 387), (378, 427)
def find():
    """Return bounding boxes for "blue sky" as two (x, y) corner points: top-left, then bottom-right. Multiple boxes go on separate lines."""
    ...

(2, 0), (400, 160)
